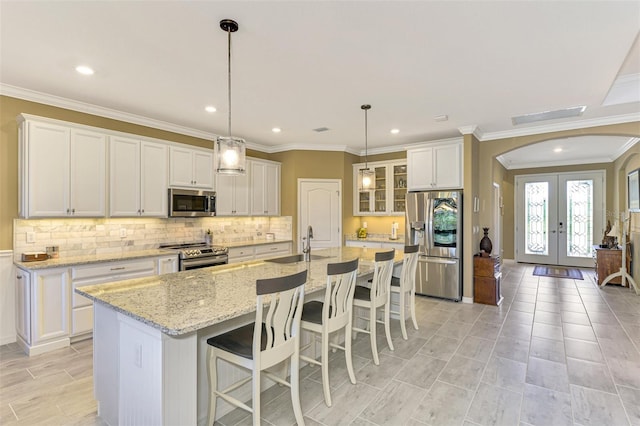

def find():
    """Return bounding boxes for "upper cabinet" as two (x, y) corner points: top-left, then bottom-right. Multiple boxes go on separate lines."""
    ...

(250, 160), (280, 216)
(407, 140), (463, 191)
(353, 159), (406, 216)
(169, 146), (214, 189)
(110, 136), (168, 217)
(19, 117), (106, 218)
(216, 172), (250, 216)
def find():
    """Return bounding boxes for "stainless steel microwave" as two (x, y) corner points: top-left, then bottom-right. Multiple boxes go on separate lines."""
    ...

(168, 189), (216, 217)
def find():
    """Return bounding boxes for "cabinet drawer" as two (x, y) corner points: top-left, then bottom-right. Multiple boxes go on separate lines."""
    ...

(228, 246), (255, 258)
(71, 306), (93, 336)
(255, 242), (290, 256)
(72, 259), (156, 281)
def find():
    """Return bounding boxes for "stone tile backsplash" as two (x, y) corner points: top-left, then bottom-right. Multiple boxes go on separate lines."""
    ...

(13, 216), (292, 261)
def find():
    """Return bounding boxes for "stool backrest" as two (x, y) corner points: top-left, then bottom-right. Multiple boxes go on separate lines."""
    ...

(255, 269), (307, 369)
(370, 249), (395, 306)
(324, 258), (359, 323)
(400, 245), (419, 292)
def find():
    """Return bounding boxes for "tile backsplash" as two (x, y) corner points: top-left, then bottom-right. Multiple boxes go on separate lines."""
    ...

(13, 216), (292, 261)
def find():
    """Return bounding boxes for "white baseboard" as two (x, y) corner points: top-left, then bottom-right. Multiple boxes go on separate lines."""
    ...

(462, 296), (474, 304)
(0, 250), (16, 345)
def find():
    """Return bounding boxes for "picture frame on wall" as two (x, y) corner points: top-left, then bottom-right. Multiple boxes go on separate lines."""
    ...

(628, 168), (640, 212)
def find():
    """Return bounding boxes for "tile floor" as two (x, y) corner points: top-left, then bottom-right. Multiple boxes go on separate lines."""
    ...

(1, 260), (639, 425)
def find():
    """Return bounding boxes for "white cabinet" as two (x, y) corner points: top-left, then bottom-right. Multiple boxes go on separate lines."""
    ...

(15, 270), (30, 344)
(31, 268), (70, 346)
(345, 240), (404, 251)
(407, 140), (463, 190)
(254, 242), (292, 259)
(19, 118), (106, 218)
(250, 160), (280, 216)
(216, 172), (250, 216)
(110, 137), (168, 217)
(353, 160), (406, 216)
(169, 146), (214, 189)
(228, 246), (256, 264)
(15, 255), (178, 355)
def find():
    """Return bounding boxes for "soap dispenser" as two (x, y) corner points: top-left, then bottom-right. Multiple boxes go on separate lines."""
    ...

(391, 222), (398, 240)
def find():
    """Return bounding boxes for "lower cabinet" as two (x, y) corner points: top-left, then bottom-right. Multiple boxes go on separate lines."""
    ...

(15, 254), (178, 356)
(228, 242), (292, 263)
(345, 240), (404, 251)
(473, 255), (503, 305)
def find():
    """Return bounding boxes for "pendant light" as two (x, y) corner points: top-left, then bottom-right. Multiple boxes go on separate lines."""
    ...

(216, 19), (246, 175)
(359, 104), (375, 190)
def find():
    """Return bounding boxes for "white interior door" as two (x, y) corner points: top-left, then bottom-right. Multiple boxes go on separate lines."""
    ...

(298, 179), (342, 251)
(516, 171), (604, 267)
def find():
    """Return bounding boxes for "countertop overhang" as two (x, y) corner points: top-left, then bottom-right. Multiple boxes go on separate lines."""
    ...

(75, 247), (403, 336)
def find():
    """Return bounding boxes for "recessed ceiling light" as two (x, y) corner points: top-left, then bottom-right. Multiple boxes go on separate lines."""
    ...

(75, 65), (94, 75)
(205, 106), (217, 113)
(390, 129), (400, 134)
(554, 148), (563, 153)
(272, 127), (281, 133)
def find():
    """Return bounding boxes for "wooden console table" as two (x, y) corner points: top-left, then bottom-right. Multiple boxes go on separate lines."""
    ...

(474, 255), (503, 305)
(593, 245), (630, 287)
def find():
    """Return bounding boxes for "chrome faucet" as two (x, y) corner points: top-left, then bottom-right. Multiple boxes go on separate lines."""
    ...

(302, 225), (313, 261)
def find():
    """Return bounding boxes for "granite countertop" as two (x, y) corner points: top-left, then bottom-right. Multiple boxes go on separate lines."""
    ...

(14, 239), (294, 270)
(14, 249), (172, 271)
(344, 234), (404, 243)
(76, 247), (403, 336)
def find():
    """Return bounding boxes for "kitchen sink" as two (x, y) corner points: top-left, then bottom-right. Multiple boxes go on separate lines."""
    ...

(265, 254), (330, 264)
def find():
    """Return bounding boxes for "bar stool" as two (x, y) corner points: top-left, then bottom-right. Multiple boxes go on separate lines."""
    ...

(352, 249), (395, 365)
(300, 258), (359, 407)
(206, 269), (307, 426)
(390, 245), (419, 340)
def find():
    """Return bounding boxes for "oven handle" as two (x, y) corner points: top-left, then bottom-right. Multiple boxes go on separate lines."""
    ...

(181, 256), (228, 270)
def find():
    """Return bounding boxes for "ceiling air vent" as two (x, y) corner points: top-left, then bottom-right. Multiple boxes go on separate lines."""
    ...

(313, 127), (330, 132)
(511, 106), (586, 126)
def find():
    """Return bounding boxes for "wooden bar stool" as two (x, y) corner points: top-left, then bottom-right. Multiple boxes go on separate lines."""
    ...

(206, 269), (307, 426)
(300, 258), (359, 407)
(390, 245), (419, 340)
(352, 249), (395, 365)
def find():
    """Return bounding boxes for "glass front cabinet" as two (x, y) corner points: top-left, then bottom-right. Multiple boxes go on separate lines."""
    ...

(353, 160), (407, 216)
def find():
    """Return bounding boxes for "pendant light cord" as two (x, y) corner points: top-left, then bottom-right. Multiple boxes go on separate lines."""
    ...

(364, 107), (368, 168)
(227, 27), (232, 138)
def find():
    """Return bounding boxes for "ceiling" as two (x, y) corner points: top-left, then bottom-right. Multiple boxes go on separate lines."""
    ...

(1, 1), (639, 166)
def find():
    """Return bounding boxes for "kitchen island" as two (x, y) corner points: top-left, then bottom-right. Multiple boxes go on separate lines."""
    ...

(76, 246), (403, 426)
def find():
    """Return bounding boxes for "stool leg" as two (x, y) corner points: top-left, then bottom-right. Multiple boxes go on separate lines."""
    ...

(410, 292), (419, 330)
(399, 290), (408, 340)
(252, 369), (261, 426)
(369, 306), (379, 365)
(321, 329), (332, 406)
(207, 347), (217, 426)
(345, 321), (356, 384)
(384, 301), (394, 351)
(291, 349), (305, 426)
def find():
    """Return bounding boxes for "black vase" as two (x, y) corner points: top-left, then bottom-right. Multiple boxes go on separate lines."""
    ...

(480, 227), (493, 255)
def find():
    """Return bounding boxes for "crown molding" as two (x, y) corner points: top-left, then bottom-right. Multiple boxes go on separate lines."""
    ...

(458, 125), (485, 140)
(614, 137), (639, 160)
(498, 156), (621, 170)
(264, 143), (360, 155)
(480, 112), (640, 141)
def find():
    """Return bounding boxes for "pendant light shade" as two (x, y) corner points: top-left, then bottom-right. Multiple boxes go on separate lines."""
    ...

(216, 19), (246, 175)
(359, 104), (375, 190)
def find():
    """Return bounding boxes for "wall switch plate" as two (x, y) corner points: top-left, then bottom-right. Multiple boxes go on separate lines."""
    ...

(26, 232), (36, 243)
(120, 228), (127, 238)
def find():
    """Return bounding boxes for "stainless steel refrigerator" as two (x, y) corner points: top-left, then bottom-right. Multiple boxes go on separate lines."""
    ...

(405, 191), (462, 301)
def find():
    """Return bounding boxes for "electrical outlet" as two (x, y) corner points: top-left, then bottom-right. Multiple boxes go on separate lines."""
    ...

(26, 232), (36, 243)
(120, 228), (127, 238)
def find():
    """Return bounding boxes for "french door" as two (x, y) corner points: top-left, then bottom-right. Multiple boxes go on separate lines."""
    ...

(515, 171), (605, 267)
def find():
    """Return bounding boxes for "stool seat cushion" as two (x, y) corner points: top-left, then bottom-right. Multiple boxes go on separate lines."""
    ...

(353, 285), (371, 301)
(301, 300), (325, 325)
(207, 323), (267, 360)
(391, 276), (400, 287)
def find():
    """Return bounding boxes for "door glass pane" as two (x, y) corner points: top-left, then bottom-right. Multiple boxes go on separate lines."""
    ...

(566, 179), (593, 257)
(393, 164), (407, 213)
(374, 166), (386, 212)
(433, 197), (458, 247)
(525, 182), (548, 255)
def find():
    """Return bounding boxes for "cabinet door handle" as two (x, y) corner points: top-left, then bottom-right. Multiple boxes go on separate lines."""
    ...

(67, 208), (70, 214)
(110, 266), (126, 271)
(71, 208), (75, 214)
(16, 275), (23, 280)
(141, 209), (145, 213)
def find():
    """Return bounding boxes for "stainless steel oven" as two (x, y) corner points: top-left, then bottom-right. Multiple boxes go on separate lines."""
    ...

(159, 243), (228, 271)
(168, 189), (216, 217)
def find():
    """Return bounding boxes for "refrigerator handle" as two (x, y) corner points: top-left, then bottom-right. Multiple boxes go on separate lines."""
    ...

(418, 255), (457, 265)
(425, 196), (433, 251)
